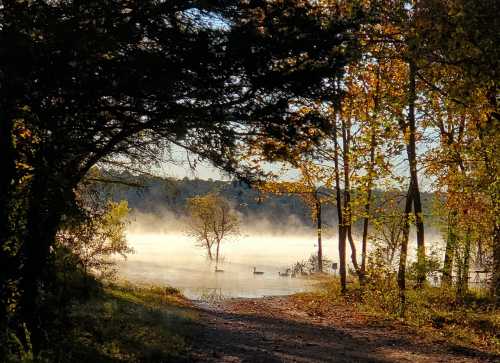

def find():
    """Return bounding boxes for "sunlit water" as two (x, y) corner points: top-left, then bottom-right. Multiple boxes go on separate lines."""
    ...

(117, 233), (339, 299)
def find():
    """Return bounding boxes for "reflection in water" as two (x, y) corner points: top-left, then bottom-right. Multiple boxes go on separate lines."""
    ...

(117, 233), (338, 299)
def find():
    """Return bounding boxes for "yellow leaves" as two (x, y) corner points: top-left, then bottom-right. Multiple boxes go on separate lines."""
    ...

(259, 180), (314, 196)
(15, 161), (32, 171)
(18, 129), (31, 139)
(104, 200), (130, 226)
(101, 52), (115, 60)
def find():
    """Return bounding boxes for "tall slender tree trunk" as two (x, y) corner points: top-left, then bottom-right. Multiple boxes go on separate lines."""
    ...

(457, 226), (472, 300)
(475, 87), (500, 301)
(398, 183), (413, 317)
(316, 198), (323, 273)
(333, 112), (347, 293)
(0, 112), (18, 334)
(341, 114), (360, 276)
(491, 225), (500, 301)
(404, 59), (426, 286)
(361, 66), (380, 280)
(442, 210), (457, 286)
(360, 128), (376, 280)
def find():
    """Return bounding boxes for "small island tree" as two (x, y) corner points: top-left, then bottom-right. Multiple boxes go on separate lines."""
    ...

(186, 193), (240, 269)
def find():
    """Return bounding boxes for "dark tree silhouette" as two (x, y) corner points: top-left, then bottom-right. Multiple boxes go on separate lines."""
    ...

(0, 0), (363, 348)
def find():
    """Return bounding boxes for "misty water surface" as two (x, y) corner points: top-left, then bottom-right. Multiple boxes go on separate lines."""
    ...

(117, 232), (339, 299)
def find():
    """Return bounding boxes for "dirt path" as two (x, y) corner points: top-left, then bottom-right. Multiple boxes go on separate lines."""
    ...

(188, 295), (498, 363)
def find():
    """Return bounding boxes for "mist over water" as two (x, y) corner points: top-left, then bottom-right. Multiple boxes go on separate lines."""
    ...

(117, 231), (337, 299)
(117, 212), (444, 299)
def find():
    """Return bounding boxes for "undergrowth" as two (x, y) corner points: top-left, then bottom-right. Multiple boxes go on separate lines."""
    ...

(54, 282), (196, 362)
(305, 277), (500, 355)
(4, 280), (198, 363)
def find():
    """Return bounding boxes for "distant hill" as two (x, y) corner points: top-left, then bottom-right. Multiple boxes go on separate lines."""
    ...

(97, 170), (437, 233)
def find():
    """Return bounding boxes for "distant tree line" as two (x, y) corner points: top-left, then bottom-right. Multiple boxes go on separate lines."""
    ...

(99, 170), (436, 232)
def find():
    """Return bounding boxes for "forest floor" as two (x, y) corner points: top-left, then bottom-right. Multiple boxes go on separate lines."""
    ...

(50, 281), (498, 362)
(188, 294), (499, 363)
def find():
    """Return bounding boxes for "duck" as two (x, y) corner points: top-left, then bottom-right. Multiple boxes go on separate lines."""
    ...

(278, 268), (291, 277)
(253, 267), (264, 275)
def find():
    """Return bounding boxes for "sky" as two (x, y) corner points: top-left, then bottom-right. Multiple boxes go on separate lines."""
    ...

(152, 141), (436, 192)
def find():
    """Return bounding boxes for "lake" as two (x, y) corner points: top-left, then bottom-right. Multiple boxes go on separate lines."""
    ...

(117, 232), (338, 299)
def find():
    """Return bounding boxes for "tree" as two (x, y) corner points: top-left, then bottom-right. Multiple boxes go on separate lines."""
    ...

(258, 163), (331, 273)
(186, 193), (240, 268)
(56, 200), (133, 281)
(413, 0), (500, 299)
(0, 0), (364, 344)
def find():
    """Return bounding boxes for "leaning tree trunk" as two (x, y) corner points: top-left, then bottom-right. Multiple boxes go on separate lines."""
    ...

(207, 241), (214, 260)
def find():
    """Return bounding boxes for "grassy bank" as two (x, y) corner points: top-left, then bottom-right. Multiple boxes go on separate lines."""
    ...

(293, 277), (500, 355)
(13, 282), (199, 363)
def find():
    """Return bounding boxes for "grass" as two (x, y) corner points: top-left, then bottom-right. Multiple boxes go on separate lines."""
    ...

(48, 281), (199, 362)
(297, 276), (500, 355)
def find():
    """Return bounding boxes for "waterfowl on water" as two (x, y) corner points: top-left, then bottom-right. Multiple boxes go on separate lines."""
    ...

(278, 268), (291, 277)
(253, 267), (264, 275)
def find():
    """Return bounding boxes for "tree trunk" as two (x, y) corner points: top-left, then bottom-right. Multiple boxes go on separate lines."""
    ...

(207, 241), (213, 260)
(341, 114), (360, 277)
(0, 112), (18, 334)
(316, 199), (323, 273)
(457, 227), (472, 299)
(492, 225), (500, 301)
(404, 59), (426, 286)
(347, 227), (360, 274)
(361, 124), (376, 281)
(361, 70), (379, 281)
(215, 240), (221, 268)
(333, 112), (347, 293)
(19, 169), (66, 351)
(442, 210), (457, 286)
(398, 183), (413, 317)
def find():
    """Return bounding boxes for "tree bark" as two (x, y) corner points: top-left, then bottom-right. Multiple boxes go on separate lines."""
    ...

(0, 112), (18, 334)
(215, 240), (221, 268)
(409, 60), (426, 286)
(333, 112), (347, 293)
(341, 114), (360, 277)
(442, 210), (457, 286)
(360, 128), (375, 280)
(347, 227), (360, 274)
(316, 198), (323, 273)
(401, 59), (426, 287)
(457, 226), (472, 300)
(398, 183), (413, 317)
(361, 65), (380, 280)
(19, 168), (67, 351)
